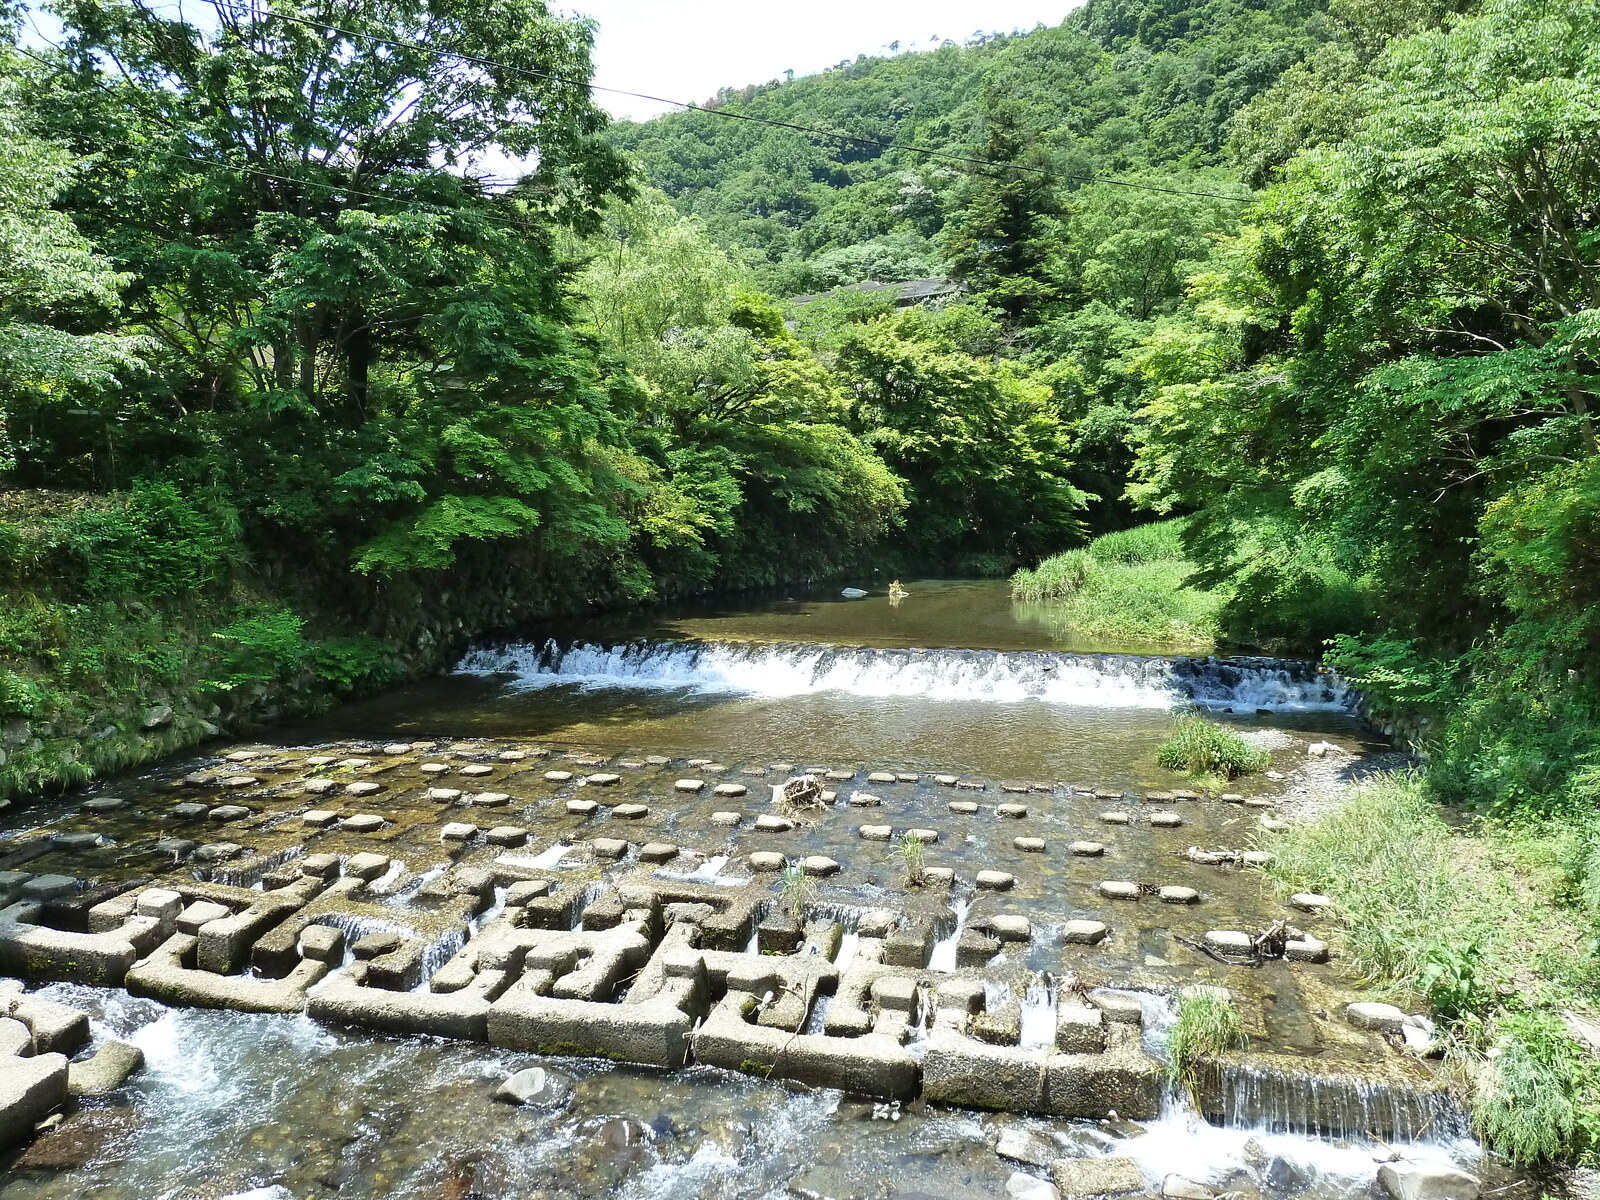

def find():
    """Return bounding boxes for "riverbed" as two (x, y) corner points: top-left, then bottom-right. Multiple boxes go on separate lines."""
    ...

(0, 580), (1490, 1200)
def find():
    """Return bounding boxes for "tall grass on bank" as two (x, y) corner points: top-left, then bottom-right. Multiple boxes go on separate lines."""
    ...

(1010, 518), (1224, 648)
(1263, 775), (1600, 1163)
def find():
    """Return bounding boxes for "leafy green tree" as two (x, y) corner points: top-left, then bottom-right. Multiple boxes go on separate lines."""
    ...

(1132, 0), (1600, 809)
(31, 0), (636, 576)
(835, 315), (1087, 566)
(0, 71), (146, 477)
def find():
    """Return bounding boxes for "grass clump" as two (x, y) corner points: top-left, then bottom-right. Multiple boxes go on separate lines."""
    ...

(1167, 990), (1245, 1095)
(1155, 714), (1269, 779)
(1266, 775), (1467, 994)
(1470, 1010), (1590, 1164)
(1010, 518), (1224, 648)
(892, 830), (926, 886)
(777, 865), (814, 919)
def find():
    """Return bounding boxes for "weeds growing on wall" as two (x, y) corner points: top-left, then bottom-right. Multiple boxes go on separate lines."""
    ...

(1167, 990), (1245, 1097)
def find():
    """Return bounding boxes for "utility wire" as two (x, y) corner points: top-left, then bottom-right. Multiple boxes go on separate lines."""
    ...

(258, 9), (1252, 203)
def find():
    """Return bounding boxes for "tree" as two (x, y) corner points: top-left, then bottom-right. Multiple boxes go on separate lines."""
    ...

(0, 71), (146, 478)
(836, 315), (1087, 566)
(941, 89), (1061, 323)
(30, 0), (637, 575)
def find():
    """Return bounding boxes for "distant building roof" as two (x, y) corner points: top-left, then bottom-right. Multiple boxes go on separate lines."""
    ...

(788, 277), (963, 307)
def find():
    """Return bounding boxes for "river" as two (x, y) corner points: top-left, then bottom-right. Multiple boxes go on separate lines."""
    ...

(0, 580), (1493, 1199)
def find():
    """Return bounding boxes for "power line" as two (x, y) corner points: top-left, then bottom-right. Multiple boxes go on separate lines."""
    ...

(260, 10), (1252, 203)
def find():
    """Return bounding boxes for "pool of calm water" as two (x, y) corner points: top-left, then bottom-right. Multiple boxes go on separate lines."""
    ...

(0, 580), (1494, 1200)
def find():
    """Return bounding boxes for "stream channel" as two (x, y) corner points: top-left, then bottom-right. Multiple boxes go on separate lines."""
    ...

(0, 580), (1496, 1199)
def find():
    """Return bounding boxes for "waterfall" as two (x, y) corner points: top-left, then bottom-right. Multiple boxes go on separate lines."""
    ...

(1019, 973), (1058, 1050)
(1216, 1062), (1468, 1142)
(455, 638), (1352, 711)
(927, 896), (973, 972)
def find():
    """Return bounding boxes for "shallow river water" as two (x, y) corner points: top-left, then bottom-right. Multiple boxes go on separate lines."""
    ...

(0, 581), (1496, 1199)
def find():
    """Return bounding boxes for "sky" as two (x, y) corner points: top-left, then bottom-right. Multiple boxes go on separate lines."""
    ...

(562, 0), (1082, 122)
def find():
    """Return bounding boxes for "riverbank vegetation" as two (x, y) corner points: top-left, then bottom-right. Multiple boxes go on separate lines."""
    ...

(1266, 777), (1600, 1163)
(1011, 518), (1225, 648)
(0, 0), (1593, 1001)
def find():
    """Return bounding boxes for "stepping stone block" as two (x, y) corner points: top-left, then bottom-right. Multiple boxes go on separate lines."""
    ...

(1063, 919), (1110, 945)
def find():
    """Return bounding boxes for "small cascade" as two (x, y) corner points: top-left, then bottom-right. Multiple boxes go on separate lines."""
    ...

(903, 983), (934, 1060)
(656, 853), (742, 887)
(455, 638), (1353, 712)
(389, 863), (448, 904)
(365, 859), (407, 895)
(314, 912), (412, 966)
(802, 991), (833, 1036)
(469, 885), (511, 935)
(512, 842), (574, 871)
(927, 895), (973, 972)
(983, 979), (1013, 1012)
(1216, 1063), (1469, 1142)
(209, 844), (304, 889)
(833, 930), (860, 973)
(420, 926), (467, 980)
(1018, 972), (1058, 1050)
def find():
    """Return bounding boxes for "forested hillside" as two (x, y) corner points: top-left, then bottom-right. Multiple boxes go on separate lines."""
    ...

(611, 0), (1332, 290)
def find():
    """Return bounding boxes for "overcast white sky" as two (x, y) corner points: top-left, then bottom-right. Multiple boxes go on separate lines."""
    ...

(563, 1), (1083, 122)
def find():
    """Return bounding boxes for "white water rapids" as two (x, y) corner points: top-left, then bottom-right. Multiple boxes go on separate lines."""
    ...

(455, 638), (1353, 712)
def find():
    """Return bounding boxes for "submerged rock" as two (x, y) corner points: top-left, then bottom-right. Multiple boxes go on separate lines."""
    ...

(1007, 1171), (1062, 1200)
(494, 1065), (573, 1108)
(997, 1123), (1059, 1167)
(66, 1040), (143, 1097)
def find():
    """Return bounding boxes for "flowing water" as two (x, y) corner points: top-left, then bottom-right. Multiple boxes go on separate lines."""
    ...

(0, 580), (1501, 1199)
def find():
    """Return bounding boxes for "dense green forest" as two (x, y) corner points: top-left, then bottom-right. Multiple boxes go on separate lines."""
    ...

(2, 0), (1598, 830)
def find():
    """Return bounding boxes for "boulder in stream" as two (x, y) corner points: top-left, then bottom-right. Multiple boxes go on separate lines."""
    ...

(1377, 1161), (1480, 1200)
(1051, 1156), (1147, 1199)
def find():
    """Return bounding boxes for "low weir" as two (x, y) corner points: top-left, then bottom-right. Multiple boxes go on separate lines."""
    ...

(457, 637), (1355, 712)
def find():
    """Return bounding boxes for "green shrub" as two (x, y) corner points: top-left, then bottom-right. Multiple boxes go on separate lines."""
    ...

(1087, 518), (1189, 565)
(0, 670), (46, 719)
(1156, 715), (1269, 778)
(1472, 1011), (1587, 1164)
(1012, 549), (1095, 601)
(1266, 776), (1458, 993)
(210, 608), (309, 688)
